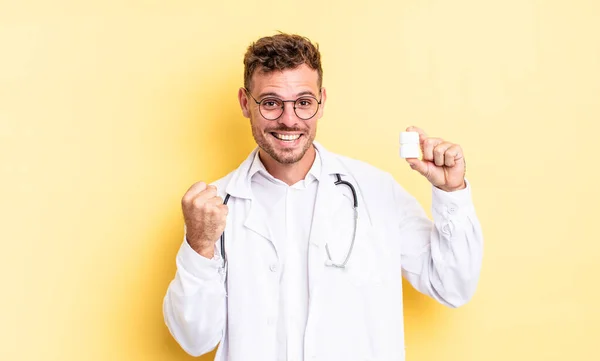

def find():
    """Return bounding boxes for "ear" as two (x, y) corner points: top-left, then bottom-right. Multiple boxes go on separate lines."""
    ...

(317, 87), (327, 119)
(238, 87), (250, 118)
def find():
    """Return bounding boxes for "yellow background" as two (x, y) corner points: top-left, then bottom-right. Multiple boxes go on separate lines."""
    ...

(1, 0), (598, 360)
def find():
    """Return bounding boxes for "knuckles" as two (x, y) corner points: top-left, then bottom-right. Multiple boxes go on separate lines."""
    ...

(204, 187), (218, 199)
(181, 193), (195, 206)
(191, 197), (204, 209)
(205, 205), (221, 214)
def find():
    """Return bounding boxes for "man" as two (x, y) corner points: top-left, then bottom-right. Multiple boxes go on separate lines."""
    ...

(163, 33), (483, 361)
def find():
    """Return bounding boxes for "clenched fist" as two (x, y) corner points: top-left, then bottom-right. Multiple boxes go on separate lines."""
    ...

(181, 181), (228, 259)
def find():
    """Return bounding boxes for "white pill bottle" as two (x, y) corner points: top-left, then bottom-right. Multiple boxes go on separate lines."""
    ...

(399, 131), (421, 159)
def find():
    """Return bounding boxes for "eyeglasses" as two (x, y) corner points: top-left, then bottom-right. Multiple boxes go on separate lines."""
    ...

(244, 88), (322, 121)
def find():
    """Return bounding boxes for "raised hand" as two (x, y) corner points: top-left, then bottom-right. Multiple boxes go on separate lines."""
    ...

(181, 182), (228, 258)
(404, 126), (467, 192)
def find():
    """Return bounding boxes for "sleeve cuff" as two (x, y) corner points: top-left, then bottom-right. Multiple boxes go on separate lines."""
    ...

(431, 178), (475, 218)
(176, 236), (225, 280)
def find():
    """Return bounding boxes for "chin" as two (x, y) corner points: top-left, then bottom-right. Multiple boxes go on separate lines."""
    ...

(268, 140), (312, 165)
(271, 148), (304, 164)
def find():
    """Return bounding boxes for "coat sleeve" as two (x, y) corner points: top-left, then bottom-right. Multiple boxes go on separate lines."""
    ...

(163, 233), (227, 356)
(395, 179), (484, 308)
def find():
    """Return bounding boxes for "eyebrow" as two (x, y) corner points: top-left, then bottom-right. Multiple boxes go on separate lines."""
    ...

(257, 90), (319, 99)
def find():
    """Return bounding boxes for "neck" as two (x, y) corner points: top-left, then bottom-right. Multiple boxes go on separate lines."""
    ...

(259, 145), (316, 186)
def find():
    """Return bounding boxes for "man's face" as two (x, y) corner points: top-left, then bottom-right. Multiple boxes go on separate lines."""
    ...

(239, 64), (326, 165)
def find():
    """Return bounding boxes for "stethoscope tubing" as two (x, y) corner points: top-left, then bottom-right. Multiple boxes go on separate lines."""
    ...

(219, 173), (357, 269)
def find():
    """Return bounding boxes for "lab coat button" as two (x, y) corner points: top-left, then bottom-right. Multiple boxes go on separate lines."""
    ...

(442, 224), (450, 234)
(269, 264), (278, 272)
(447, 203), (458, 214)
(442, 220), (455, 235)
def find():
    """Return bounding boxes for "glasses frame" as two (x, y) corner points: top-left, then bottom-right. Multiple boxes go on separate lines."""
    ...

(244, 87), (322, 121)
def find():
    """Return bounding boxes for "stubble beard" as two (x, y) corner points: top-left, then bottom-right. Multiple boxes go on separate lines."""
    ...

(251, 122), (315, 165)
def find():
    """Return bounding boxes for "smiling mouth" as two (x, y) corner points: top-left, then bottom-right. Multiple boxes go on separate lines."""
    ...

(271, 133), (302, 141)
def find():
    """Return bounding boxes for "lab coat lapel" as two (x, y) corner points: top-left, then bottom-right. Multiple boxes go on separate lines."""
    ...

(243, 200), (275, 253)
(225, 147), (278, 258)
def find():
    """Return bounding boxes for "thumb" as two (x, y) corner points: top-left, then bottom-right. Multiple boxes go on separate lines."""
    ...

(406, 158), (429, 177)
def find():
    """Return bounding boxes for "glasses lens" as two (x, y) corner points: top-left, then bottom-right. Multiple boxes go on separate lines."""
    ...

(295, 97), (319, 120)
(259, 98), (284, 120)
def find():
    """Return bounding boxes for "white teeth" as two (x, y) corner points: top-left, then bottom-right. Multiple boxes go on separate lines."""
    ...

(274, 133), (301, 141)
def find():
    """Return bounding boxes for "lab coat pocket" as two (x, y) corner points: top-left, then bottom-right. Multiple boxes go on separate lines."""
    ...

(324, 197), (388, 288)
(347, 226), (387, 288)
(331, 224), (392, 360)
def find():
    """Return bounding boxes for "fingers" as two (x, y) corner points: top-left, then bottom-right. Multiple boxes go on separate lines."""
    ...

(405, 127), (467, 191)
(406, 126), (427, 137)
(406, 158), (430, 178)
(217, 203), (229, 216)
(182, 182), (221, 206)
(407, 126), (462, 168)
(406, 126), (427, 148)
(204, 195), (224, 206)
(191, 186), (219, 207)
(433, 142), (453, 166)
(193, 185), (217, 202)
(182, 181), (207, 204)
(198, 199), (227, 217)
(444, 144), (463, 167)
(425, 141), (463, 167)
(199, 185), (217, 198)
(422, 137), (444, 162)
(185, 181), (207, 197)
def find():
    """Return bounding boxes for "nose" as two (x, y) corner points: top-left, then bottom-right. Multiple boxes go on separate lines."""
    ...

(277, 102), (300, 127)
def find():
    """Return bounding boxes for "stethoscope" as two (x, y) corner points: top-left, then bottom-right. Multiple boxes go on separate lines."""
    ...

(219, 173), (358, 269)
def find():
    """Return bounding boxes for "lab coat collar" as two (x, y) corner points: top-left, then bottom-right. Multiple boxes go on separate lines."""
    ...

(247, 146), (322, 186)
(224, 141), (349, 200)
(317, 140), (349, 177)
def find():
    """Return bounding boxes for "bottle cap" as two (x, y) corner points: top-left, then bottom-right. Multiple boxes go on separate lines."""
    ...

(400, 131), (420, 144)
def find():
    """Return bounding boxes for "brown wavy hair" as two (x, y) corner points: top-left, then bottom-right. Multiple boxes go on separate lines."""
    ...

(243, 33), (323, 91)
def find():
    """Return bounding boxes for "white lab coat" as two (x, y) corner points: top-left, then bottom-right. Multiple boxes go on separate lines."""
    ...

(163, 142), (483, 361)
